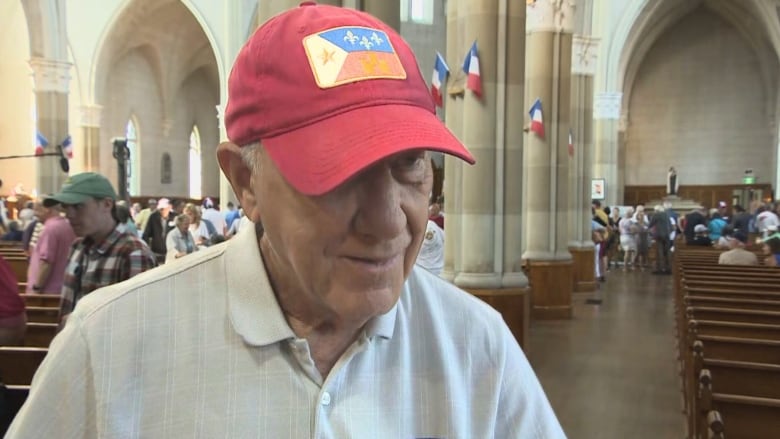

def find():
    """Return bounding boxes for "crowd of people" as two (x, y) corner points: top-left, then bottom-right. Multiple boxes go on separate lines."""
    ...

(0, 172), (254, 341)
(591, 199), (780, 280)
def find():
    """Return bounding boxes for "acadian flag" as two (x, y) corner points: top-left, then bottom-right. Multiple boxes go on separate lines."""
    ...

(462, 40), (482, 97)
(529, 98), (545, 138)
(568, 129), (574, 157)
(431, 52), (450, 108)
(302, 26), (406, 89)
(61, 135), (73, 159)
(35, 131), (48, 156)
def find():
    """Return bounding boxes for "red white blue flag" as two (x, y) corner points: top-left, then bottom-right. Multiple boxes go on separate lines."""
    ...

(431, 52), (449, 108)
(568, 129), (574, 156)
(303, 26), (406, 89)
(35, 131), (48, 156)
(462, 40), (482, 98)
(61, 135), (73, 159)
(529, 98), (545, 138)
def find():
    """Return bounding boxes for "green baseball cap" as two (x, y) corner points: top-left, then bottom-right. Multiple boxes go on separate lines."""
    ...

(43, 172), (117, 207)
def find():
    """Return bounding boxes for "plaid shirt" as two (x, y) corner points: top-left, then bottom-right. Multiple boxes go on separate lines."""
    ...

(60, 224), (157, 316)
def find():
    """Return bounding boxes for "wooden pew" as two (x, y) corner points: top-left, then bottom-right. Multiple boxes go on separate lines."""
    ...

(18, 294), (60, 308)
(0, 347), (47, 385)
(696, 372), (780, 439)
(3, 258), (28, 284)
(25, 306), (59, 324)
(22, 323), (58, 347)
(694, 336), (780, 364)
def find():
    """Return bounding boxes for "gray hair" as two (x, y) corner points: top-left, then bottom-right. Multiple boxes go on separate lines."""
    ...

(240, 142), (262, 172)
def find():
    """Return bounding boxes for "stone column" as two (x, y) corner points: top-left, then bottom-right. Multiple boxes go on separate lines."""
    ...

(79, 104), (102, 172)
(452, 0), (501, 290)
(522, 0), (575, 319)
(30, 58), (71, 195)
(441, 0), (465, 283)
(593, 92), (621, 204)
(502, 0), (528, 288)
(361, 0), (400, 31)
(568, 35), (598, 293)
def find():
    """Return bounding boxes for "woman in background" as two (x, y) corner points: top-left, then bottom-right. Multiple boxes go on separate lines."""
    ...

(165, 214), (197, 263)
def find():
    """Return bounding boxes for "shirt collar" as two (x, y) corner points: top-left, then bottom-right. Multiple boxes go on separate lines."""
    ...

(224, 223), (295, 346)
(223, 223), (399, 345)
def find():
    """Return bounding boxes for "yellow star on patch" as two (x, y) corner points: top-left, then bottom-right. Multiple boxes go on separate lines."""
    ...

(320, 48), (336, 65)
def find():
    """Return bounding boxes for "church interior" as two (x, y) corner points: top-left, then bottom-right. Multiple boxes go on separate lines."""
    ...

(2, 0), (780, 437)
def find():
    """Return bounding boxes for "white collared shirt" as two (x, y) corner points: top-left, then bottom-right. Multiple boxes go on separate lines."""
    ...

(9, 224), (565, 438)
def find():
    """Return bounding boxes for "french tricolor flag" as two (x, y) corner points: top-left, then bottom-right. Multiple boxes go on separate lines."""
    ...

(61, 135), (73, 159)
(35, 131), (48, 156)
(431, 52), (449, 108)
(529, 98), (545, 138)
(462, 40), (482, 98)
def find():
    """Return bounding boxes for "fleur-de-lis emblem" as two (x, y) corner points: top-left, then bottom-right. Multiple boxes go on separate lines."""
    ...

(370, 32), (384, 46)
(343, 31), (358, 45)
(360, 36), (374, 49)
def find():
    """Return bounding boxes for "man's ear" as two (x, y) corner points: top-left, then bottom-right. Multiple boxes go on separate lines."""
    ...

(217, 142), (258, 220)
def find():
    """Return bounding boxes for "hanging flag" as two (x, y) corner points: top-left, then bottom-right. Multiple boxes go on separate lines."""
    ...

(568, 129), (574, 157)
(529, 98), (545, 138)
(35, 131), (49, 156)
(462, 40), (482, 98)
(61, 135), (73, 159)
(431, 52), (450, 108)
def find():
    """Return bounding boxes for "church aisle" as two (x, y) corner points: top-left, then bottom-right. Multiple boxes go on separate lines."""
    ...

(527, 269), (685, 439)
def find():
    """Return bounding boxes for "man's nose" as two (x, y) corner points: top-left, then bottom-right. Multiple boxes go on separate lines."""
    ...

(353, 166), (405, 241)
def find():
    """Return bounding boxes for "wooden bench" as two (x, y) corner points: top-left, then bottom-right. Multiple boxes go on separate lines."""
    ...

(22, 323), (58, 347)
(0, 347), (47, 385)
(674, 247), (780, 438)
(18, 294), (60, 308)
(25, 306), (59, 324)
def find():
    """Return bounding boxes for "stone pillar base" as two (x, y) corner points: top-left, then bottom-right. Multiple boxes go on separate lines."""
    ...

(527, 260), (573, 320)
(463, 287), (530, 350)
(569, 246), (596, 293)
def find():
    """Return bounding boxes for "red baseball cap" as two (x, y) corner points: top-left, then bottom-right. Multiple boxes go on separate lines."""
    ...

(225, 2), (474, 196)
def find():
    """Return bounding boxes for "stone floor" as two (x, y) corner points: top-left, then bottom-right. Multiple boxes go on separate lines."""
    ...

(527, 268), (686, 439)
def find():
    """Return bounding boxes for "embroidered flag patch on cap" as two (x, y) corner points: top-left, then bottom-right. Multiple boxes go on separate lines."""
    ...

(304, 26), (406, 88)
(224, 2), (475, 196)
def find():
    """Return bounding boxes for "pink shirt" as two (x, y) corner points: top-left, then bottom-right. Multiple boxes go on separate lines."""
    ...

(27, 216), (76, 294)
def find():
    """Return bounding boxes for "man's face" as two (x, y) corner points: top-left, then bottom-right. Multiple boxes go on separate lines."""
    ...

(177, 215), (191, 233)
(63, 198), (112, 238)
(247, 148), (432, 326)
(33, 203), (46, 220)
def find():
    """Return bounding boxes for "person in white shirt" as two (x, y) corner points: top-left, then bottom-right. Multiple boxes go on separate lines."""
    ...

(201, 197), (227, 236)
(7, 5), (565, 438)
(415, 220), (445, 275)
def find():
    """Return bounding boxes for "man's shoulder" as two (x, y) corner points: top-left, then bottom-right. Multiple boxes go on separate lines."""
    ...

(403, 267), (505, 330)
(75, 243), (228, 320)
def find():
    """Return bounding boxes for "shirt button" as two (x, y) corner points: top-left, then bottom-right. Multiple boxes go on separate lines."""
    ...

(320, 391), (331, 406)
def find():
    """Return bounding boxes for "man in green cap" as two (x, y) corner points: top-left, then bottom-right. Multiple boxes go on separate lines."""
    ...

(42, 172), (157, 322)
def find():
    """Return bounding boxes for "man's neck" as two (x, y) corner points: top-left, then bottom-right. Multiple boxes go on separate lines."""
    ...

(258, 237), (365, 377)
(88, 221), (117, 245)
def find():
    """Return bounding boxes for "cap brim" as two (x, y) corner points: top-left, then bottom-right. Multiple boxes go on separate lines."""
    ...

(261, 104), (475, 196)
(43, 192), (92, 207)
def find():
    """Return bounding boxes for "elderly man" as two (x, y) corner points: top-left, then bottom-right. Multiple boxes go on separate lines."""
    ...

(7, 5), (564, 438)
(40, 172), (157, 322)
(26, 201), (75, 294)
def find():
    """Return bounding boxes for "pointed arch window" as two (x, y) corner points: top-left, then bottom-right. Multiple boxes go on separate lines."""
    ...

(125, 118), (140, 196)
(189, 125), (202, 199)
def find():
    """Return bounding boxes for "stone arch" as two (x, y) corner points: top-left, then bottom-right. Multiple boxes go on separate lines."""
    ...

(19, 0), (67, 60)
(92, 0), (221, 196)
(623, 7), (778, 186)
